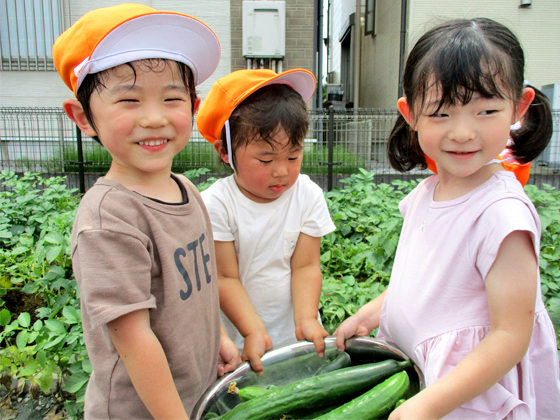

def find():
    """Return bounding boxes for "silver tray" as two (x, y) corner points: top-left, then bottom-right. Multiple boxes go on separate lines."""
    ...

(192, 336), (425, 419)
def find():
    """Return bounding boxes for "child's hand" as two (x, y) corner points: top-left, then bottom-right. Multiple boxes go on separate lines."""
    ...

(241, 331), (273, 376)
(295, 318), (329, 358)
(333, 314), (372, 351)
(217, 333), (241, 377)
(388, 393), (442, 420)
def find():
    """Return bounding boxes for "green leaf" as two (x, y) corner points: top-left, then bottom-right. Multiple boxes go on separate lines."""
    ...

(62, 306), (81, 324)
(35, 371), (54, 393)
(0, 309), (11, 326)
(63, 372), (90, 393)
(16, 330), (29, 351)
(17, 312), (31, 328)
(36, 350), (47, 367)
(44, 319), (67, 335)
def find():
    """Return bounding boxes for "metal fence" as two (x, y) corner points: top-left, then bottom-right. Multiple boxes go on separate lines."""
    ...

(1, 107), (559, 194)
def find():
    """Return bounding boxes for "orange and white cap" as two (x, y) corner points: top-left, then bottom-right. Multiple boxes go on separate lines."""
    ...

(52, 3), (221, 96)
(196, 68), (316, 145)
(196, 68), (316, 171)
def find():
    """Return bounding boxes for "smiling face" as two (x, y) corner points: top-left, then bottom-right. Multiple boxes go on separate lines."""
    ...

(86, 61), (195, 182)
(399, 82), (530, 193)
(232, 127), (303, 203)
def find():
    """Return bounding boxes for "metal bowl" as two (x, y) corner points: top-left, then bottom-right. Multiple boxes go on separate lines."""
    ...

(192, 337), (425, 420)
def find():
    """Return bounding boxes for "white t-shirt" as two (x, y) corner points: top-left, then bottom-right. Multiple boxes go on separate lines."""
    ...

(202, 174), (336, 349)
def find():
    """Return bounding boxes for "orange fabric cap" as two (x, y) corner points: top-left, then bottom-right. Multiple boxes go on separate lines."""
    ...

(52, 3), (220, 96)
(196, 68), (316, 144)
(425, 154), (531, 186)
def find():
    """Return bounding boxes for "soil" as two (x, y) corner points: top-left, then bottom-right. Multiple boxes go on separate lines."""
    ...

(3, 290), (45, 325)
(0, 382), (67, 420)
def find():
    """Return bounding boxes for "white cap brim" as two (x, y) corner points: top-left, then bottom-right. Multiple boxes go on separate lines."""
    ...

(75, 13), (220, 90)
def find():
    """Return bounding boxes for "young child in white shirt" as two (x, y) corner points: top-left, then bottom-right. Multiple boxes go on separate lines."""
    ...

(197, 69), (336, 374)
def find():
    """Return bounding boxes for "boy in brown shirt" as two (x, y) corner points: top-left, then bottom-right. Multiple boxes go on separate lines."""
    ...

(52, 4), (240, 418)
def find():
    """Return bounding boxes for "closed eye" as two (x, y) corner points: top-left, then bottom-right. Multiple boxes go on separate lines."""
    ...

(258, 159), (272, 164)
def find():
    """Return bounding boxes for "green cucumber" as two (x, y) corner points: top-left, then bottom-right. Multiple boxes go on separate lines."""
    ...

(314, 351), (352, 376)
(395, 398), (406, 408)
(238, 386), (272, 402)
(312, 371), (410, 420)
(220, 359), (411, 420)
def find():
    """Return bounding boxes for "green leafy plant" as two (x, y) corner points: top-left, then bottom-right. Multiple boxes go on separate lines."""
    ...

(319, 170), (419, 333)
(0, 171), (86, 418)
(525, 183), (560, 347)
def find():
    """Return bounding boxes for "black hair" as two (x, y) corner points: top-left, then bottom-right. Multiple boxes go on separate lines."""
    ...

(218, 84), (309, 168)
(76, 59), (197, 144)
(387, 18), (553, 172)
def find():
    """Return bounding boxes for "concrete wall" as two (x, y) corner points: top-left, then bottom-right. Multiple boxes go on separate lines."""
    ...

(231, 0), (315, 73)
(0, 0), (231, 108)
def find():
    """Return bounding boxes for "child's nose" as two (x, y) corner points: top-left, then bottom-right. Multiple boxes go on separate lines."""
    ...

(449, 118), (474, 143)
(272, 163), (288, 178)
(139, 107), (169, 128)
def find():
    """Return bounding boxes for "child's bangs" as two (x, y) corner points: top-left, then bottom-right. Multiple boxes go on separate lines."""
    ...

(413, 31), (514, 113)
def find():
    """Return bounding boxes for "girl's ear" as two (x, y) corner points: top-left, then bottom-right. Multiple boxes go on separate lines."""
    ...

(63, 99), (97, 138)
(213, 139), (230, 164)
(514, 87), (536, 123)
(397, 97), (416, 129)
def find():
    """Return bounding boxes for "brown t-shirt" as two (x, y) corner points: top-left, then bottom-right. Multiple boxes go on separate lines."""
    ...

(71, 175), (220, 419)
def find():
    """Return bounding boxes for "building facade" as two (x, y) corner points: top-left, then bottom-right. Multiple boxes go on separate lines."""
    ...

(327, 0), (560, 109)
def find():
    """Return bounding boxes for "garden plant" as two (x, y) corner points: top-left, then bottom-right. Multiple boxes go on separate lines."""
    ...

(0, 169), (559, 419)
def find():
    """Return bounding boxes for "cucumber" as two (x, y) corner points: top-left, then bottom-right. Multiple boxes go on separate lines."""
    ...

(395, 398), (406, 408)
(312, 371), (410, 420)
(238, 386), (272, 402)
(220, 359), (410, 420)
(314, 351), (352, 376)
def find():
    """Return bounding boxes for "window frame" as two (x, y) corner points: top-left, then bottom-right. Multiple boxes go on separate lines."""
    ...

(364, 0), (376, 37)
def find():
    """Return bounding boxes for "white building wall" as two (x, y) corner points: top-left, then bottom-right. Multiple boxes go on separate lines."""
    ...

(407, 0), (560, 99)
(0, 0), (231, 108)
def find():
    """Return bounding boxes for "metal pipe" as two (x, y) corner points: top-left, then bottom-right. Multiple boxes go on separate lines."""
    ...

(398, 0), (408, 98)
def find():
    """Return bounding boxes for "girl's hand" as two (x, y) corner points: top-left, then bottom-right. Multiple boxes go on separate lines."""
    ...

(241, 331), (273, 376)
(333, 314), (372, 351)
(295, 318), (329, 357)
(217, 332), (241, 377)
(388, 394), (442, 420)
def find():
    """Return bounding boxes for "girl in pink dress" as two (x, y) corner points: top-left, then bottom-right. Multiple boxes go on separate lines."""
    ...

(335, 18), (560, 419)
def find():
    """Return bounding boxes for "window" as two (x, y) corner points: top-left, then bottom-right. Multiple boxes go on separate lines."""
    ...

(0, 0), (62, 71)
(365, 0), (376, 36)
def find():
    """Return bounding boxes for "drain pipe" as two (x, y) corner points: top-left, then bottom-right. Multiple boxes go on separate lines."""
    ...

(398, 0), (408, 98)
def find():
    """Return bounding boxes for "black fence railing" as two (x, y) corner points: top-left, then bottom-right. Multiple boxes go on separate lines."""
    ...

(1, 107), (559, 194)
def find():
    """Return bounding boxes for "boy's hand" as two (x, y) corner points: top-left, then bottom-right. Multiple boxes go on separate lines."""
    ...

(241, 331), (273, 376)
(295, 318), (329, 358)
(333, 314), (371, 351)
(217, 332), (241, 377)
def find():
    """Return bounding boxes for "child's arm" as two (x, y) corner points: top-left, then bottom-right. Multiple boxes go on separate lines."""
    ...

(291, 233), (329, 357)
(107, 309), (189, 419)
(333, 290), (387, 351)
(214, 240), (273, 375)
(217, 323), (241, 376)
(389, 230), (537, 420)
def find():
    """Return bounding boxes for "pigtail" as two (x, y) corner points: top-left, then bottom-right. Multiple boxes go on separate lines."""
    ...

(509, 85), (553, 164)
(387, 114), (427, 172)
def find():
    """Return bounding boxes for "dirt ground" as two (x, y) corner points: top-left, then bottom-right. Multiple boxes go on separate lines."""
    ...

(0, 382), (67, 420)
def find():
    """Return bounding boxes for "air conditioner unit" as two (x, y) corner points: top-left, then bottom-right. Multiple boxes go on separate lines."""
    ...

(242, 1), (285, 58)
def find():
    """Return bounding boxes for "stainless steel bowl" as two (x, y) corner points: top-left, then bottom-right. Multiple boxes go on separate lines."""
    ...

(192, 337), (425, 420)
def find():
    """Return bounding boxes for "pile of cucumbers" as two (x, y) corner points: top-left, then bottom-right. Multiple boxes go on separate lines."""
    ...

(206, 352), (413, 420)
